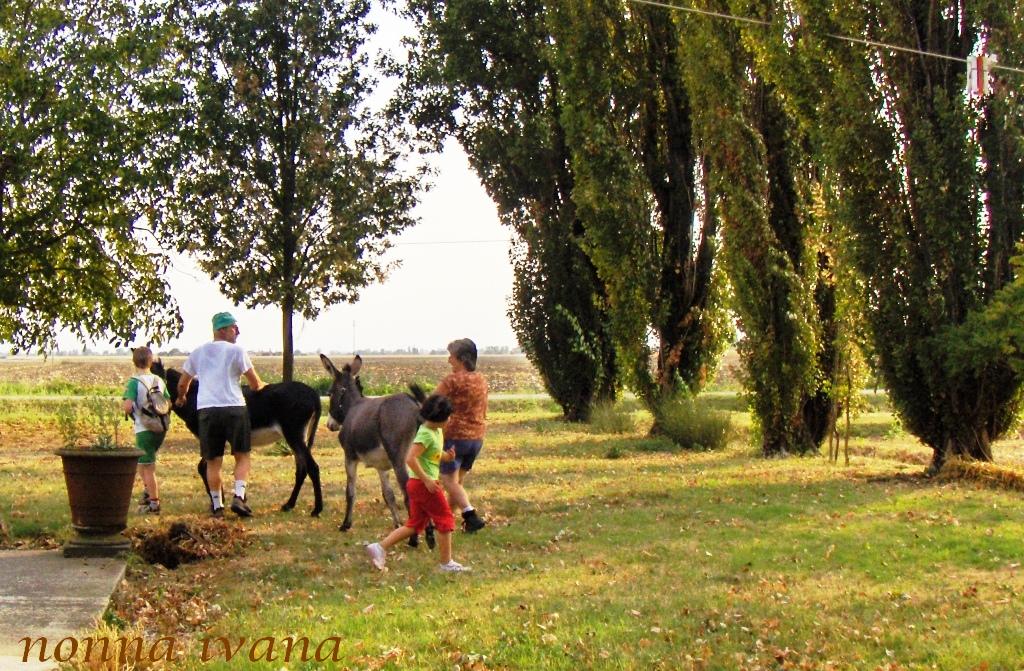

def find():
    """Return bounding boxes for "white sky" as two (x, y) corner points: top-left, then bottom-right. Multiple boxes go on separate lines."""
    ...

(46, 7), (520, 355)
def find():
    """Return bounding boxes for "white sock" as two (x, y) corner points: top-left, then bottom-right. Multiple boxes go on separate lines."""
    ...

(234, 481), (247, 499)
(463, 505), (474, 513)
(210, 491), (223, 509)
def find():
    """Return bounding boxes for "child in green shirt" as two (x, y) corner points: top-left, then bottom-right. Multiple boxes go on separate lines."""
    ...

(366, 394), (470, 573)
(121, 346), (170, 514)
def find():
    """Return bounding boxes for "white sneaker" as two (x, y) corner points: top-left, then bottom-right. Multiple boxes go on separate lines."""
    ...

(366, 543), (386, 570)
(439, 560), (471, 573)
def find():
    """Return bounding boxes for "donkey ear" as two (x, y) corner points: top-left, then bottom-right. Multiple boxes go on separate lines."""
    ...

(320, 353), (339, 377)
(350, 355), (362, 376)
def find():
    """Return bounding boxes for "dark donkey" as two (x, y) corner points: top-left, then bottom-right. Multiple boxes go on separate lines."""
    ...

(320, 354), (426, 532)
(151, 360), (325, 516)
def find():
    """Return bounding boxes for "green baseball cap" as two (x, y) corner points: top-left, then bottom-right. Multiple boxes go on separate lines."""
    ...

(212, 311), (237, 330)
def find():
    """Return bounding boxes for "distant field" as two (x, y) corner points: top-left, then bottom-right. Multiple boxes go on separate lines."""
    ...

(0, 354), (546, 395)
(0, 350), (743, 396)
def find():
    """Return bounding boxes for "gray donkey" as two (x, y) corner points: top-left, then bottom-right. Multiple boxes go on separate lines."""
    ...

(320, 354), (426, 533)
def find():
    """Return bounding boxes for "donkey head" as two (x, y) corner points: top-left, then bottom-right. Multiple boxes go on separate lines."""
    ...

(320, 354), (363, 431)
(150, 361), (199, 426)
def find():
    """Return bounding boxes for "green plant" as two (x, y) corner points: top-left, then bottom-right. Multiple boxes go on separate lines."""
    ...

(657, 394), (732, 451)
(266, 441), (292, 457)
(604, 444), (625, 459)
(55, 397), (128, 450)
(588, 401), (635, 435)
(885, 415), (905, 440)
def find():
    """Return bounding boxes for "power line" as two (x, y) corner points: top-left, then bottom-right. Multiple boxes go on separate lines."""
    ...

(627, 0), (1024, 76)
(393, 239), (511, 246)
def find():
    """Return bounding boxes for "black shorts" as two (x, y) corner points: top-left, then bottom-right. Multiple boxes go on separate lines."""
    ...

(198, 406), (251, 460)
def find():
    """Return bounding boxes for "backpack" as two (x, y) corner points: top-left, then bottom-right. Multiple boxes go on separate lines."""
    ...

(135, 375), (171, 433)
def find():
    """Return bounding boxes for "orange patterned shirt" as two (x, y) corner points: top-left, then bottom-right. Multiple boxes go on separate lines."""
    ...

(436, 371), (488, 440)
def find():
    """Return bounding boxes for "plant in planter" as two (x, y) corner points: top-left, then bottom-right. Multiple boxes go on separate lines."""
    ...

(55, 397), (142, 558)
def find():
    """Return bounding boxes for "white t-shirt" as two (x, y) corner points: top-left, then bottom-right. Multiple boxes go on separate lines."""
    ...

(182, 341), (254, 409)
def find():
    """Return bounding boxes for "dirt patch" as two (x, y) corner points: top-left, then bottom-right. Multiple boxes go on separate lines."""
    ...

(128, 518), (251, 569)
(855, 471), (932, 485)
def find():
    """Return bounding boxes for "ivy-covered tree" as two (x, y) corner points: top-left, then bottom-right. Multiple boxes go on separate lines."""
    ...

(761, 0), (1024, 470)
(548, 0), (731, 411)
(0, 0), (181, 351)
(161, 0), (420, 381)
(400, 0), (618, 420)
(684, 0), (841, 455)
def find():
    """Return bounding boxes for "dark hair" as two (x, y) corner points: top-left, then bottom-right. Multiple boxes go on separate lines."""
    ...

(419, 394), (453, 423)
(447, 338), (478, 372)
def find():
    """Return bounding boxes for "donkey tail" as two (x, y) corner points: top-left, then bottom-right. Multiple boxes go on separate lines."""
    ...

(407, 383), (426, 405)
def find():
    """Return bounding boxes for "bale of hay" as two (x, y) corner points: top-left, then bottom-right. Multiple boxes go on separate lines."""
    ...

(937, 458), (1024, 492)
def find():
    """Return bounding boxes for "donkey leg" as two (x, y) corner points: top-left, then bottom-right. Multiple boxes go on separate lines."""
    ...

(307, 454), (323, 517)
(281, 449), (307, 512)
(378, 470), (402, 528)
(339, 458), (358, 532)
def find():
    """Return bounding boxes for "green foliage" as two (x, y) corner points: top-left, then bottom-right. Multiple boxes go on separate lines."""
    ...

(55, 397), (127, 449)
(655, 394), (733, 451)
(603, 444), (625, 459)
(54, 403), (83, 449)
(0, 381), (120, 397)
(159, 0), (422, 380)
(548, 0), (730, 408)
(754, 0), (1024, 468)
(0, 0), (182, 352)
(403, 0), (729, 419)
(939, 248), (1024, 378)
(684, 0), (837, 456)
(587, 401), (635, 435)
(400, 0), (618, 421)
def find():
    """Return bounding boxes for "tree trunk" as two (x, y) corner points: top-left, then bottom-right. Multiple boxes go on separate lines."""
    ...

(281, 294), (294, 383)
(928, 431), (994, 476)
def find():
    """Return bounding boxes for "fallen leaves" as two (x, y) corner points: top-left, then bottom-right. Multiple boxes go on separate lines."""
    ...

(127, 518), (252, 569)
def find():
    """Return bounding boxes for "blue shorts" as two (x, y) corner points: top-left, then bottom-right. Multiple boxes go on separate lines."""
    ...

(439, 439), (483, 475)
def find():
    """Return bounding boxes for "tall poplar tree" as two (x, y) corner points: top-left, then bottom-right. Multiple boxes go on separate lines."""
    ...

(548, 0), (731, 411)
(162, 0), (420, 380)
(685, 0), (840, 455)
(757, 0), (1024, 469)
(401, 0), (618, 420)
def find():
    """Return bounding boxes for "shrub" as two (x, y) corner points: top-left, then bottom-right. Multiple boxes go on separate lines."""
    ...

(657, 395), (732, 451)
(55, 397), (126, 449)
(588, 402), (635, 434)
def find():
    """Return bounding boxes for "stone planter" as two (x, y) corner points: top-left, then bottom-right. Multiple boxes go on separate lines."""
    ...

(57, 447), (142, 558)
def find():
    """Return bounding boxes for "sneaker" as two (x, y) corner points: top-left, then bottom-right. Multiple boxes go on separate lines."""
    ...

(230, 495), (253, 517)
(462, 510), (486, 533)
(211, 506), (225, 519)
(366, 543), (386, 570)
(439, 560), (471, 573)
(425, 522), (436, 550)
(146, 500), (161, 514)
(139, 490), (151, 506)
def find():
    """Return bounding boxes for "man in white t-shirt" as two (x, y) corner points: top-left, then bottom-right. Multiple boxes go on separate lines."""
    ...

(176, 311), (266, 517)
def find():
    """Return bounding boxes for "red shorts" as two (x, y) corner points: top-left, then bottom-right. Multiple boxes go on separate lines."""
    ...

(404, 478), (456, 533)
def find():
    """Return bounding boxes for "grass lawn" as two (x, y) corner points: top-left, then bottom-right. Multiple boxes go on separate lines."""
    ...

(2, 396), (1024, 670)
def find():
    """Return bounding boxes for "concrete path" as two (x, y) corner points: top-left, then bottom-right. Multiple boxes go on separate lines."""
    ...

(0, 550), (126, 671)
